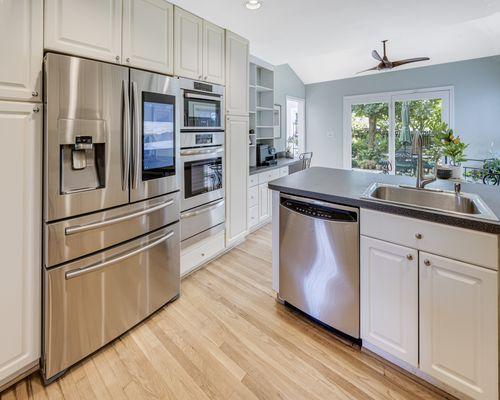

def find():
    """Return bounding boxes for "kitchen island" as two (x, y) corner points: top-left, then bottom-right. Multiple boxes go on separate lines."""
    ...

(270, 167), (499, 400)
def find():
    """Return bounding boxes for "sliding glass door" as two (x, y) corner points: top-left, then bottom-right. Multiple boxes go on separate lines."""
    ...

(344, 88), (452, 176)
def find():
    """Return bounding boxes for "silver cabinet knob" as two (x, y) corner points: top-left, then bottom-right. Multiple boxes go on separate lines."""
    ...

(424, 259), (431, 267)
(32, 90), (39, 97)
(33, 106), (40, 113)
(201, 253), (205, 257)
(115, 55), (120, 61)
(204, 76), (208, 80)
(415, 233), (423, 239)
(126, 57), (130, 62)
(406, 254), (413, 261)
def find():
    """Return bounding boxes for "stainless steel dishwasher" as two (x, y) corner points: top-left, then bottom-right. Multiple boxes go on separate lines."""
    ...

(279, 193), (360, 338)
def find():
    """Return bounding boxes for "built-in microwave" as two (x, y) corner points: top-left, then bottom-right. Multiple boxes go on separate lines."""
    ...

(180, 78), (224, 133)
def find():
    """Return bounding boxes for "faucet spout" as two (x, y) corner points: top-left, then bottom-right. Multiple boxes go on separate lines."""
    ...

(411, 131), (436, 189)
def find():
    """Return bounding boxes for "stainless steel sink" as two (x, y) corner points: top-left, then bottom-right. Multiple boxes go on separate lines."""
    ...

(362, 183), (498, 221)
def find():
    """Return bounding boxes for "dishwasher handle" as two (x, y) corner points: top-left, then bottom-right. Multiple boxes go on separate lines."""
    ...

(280, 194), (358, 222)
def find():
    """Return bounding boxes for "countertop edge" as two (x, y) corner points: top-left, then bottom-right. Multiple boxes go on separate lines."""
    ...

(249, 159), (302, 176)
(268, 182), (500, 235)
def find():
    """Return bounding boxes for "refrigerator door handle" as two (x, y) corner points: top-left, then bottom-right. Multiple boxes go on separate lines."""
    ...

(122, 80), (131, 191)
(65, 230), (175, 280)
(131, 81), (141, 189)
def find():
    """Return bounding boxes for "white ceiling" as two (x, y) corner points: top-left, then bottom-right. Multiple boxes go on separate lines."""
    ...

(169, 0), (500, 84)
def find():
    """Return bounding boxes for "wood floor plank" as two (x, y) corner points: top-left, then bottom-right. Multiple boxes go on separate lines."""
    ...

(1, 224), (450, 400)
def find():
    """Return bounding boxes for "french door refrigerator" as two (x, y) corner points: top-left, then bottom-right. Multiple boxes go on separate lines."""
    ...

(42, 53), (181, 382)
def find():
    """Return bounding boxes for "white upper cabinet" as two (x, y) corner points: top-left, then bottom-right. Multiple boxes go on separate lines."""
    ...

(202, 21), (225, 85)
(174, 7), (203, 80)
(0, 101), (41, 385)
(360, 236), (418, 367)
(122, 0), (174, 74)
(44, 0), (123, 63)
(225, 115), (249, 245)
(0, 0), (43, 102)
(225, 31), (249, 116)
(420, 253), (498, 400)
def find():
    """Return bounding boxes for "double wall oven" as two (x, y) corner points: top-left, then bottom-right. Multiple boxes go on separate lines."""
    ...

(43, 53), (181, 382)
(179, 78), (225, 246)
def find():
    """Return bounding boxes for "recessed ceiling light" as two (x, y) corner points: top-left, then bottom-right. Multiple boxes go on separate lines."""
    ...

(246, 0), (262, 10)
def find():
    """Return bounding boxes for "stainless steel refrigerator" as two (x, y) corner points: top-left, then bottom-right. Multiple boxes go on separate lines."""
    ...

(42, 53), (181, 382)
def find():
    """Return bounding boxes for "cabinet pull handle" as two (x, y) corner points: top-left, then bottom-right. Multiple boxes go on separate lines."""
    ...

(115, 55), (120, 61)
(415, 233), (423, 239)
(32, 91), (39, 97)
(424, 259), (431, 267)
(406, 254), (413, 261)
(126, 57), (130, 62)
(33, 106), (40, 113)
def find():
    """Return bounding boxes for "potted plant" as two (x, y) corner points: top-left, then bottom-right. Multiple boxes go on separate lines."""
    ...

(431, 123), (468, 179)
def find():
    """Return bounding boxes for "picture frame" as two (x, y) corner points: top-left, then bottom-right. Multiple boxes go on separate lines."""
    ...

(273, 104), (282, 139)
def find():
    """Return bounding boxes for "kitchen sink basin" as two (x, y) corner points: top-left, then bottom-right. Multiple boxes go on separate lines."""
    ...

(362, 183), (498, 221)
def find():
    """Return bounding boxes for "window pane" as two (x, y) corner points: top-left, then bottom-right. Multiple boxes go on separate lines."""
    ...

(351, 103), (389, 172)
(394, 99), (443, 177)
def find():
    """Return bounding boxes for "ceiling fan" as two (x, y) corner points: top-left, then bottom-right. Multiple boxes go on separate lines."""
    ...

(357, 40), (430, 74)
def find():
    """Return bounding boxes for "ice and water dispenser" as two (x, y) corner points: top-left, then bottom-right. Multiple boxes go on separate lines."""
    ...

(59, 119), (106, 194)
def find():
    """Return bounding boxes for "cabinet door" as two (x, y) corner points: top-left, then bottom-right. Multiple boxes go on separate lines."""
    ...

(174, 7), (203, 80)
(420, 253), (497, 400)
(0, 0), (43, 102)
(360, 236), (418, 367)
(225, 115), (249, 245)
(225, 31), (249, 116)
(0, 102), (41, 383)
(259, 184), (270, 222)
(202, 21), (225, 85)
(122, 0), (173, 74)
(44, 0), (122, 63)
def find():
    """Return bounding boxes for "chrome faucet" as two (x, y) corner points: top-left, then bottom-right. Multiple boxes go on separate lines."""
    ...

(411, 131), (436, 189)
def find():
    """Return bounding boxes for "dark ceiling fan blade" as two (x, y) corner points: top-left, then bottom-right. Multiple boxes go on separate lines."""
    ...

(392, 57), (430, 67)
(371, 50), (382, 61)
(356, 66), (379, 74)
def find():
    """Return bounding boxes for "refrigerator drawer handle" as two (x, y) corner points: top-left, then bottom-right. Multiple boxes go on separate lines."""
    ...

(181, 200), (224, 219)
(65, 200), (174, 235)
(180, 147), (224, 156)
(65, 230), (175, 280)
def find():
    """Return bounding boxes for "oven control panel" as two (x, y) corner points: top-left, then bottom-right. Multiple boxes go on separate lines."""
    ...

(195, 134), (214, 145)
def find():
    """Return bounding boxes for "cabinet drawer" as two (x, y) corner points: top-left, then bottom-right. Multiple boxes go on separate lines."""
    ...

(248, 174), (258, 187)
(258, 169), (280, 184)
(361, 209), (499, 270)
(279, 167), (289, 177)
(181, 231), (225, 276)
(249, 205), (259, 228)
(248, 186), (258, 208)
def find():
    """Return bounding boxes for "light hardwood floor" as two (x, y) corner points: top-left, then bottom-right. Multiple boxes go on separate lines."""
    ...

(1, 224), (453, 400)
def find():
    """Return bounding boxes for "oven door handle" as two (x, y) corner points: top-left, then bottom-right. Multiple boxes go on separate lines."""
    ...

(65, 230), (175, 280)
(181, 200), (225, 219)
(64, 200), (174, 235)
(184, 92), (222, 101)
(180, 147), (224, 156)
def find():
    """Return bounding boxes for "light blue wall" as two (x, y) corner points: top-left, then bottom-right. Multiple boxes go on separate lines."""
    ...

(274, 64), (306, 152)
(305, 56), (500, 168)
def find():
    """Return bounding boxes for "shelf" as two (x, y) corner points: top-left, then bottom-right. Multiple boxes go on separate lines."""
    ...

(257, 136), (275, 140)
(255, 85), (273, 92)
(249, 111), (256, 114)
(256, 126), (273, 129)
(256, 106), (273, 111)
(248, 133), (256, 136)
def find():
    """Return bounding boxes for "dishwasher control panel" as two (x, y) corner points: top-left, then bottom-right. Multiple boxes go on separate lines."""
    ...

(281, 197), (358, 222)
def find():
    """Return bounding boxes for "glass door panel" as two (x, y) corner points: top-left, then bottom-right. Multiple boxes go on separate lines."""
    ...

(351, 102), (390, 172)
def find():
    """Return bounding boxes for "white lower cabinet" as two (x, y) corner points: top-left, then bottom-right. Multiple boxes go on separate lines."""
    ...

(0, 102), (41, 386)
(360, 236), (419, 367)
(181, 231), (225, 277)
(419, 253), (498, 400)
(258, 184), (270, 222)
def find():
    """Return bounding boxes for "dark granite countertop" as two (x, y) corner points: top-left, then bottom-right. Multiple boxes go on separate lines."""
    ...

(249, 158), (302, 176)
(268, 167), (500, 234)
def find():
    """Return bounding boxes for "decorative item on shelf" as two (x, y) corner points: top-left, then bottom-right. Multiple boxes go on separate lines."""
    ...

(273, 104), (282, 139)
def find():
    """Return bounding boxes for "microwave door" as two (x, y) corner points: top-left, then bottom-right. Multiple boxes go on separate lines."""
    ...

(130, 69), (181, 203)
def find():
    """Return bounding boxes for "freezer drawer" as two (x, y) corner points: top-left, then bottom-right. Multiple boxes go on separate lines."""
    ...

(43, 224), (180, 381)
(45, 192), (180, 267)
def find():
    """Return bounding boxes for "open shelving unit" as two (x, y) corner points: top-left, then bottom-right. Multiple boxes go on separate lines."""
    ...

(249, 56), (275, 167)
